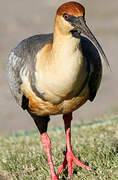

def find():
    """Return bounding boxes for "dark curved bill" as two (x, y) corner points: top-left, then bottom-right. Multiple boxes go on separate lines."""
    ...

(74, 16), (111, 70)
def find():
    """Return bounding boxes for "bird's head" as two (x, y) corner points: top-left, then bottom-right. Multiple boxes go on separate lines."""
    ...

(55, 1), (110, 68)
(56, 1), (85, 35)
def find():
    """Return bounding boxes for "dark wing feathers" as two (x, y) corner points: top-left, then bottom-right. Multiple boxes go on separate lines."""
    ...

(7, 34), (53, 106)
(81, 36), (102, 101)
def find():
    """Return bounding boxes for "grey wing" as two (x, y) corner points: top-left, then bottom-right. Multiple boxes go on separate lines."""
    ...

(7, 33), (53, 107)
(7, 50), (24, 105)
(81, 36), (102, 101)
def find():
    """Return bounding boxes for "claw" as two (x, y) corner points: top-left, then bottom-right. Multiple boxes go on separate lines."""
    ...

(51, 175), (59, 180)
(57, 150), (90, 179)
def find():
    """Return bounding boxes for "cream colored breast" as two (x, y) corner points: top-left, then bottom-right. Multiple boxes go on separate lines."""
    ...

(35, 42), (88, 104)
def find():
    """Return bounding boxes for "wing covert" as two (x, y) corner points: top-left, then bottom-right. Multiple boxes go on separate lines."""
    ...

(7, 34), (53, 107)
(81, 36), (102, 101)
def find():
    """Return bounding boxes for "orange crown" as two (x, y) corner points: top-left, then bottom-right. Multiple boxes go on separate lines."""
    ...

(57, 1), (85, 17)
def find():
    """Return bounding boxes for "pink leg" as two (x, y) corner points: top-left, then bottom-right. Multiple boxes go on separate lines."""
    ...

(41, 133), (59, 180)
(57, 113), (90, 179)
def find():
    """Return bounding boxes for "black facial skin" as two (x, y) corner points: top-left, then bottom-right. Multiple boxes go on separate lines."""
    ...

(63, 13), (110, 69)
(63, 13), (81, 38)
(63, 13), (77, 22)
(63, 13), (86, 29)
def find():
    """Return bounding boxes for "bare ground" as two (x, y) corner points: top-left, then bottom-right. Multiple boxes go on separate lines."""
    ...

(0, 0), (118, 135)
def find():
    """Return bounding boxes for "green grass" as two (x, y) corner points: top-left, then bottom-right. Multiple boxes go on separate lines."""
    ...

(0, 114), (118, 180)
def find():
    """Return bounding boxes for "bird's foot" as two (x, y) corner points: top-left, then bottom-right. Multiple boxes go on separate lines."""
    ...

(51, 174), (59, 180)
(57, 151), (90, 179)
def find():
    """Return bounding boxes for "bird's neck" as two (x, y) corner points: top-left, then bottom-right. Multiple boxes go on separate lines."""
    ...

(36, 27), (84, 73)
(52, 26), (82, 62)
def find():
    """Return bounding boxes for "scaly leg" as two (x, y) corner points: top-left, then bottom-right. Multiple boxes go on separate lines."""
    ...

(41, 133), (59, 180)
(57, 113), (90, 179)
(30, 113), (59, 180)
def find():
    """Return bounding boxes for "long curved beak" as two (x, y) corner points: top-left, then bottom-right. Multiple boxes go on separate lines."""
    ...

(73, 16), (110, 69)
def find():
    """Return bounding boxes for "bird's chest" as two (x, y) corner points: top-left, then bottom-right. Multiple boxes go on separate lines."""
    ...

(35, 51), (88, 104)
(20, 55), (89, 115)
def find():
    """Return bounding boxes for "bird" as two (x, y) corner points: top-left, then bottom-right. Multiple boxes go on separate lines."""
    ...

(7, 1), (110, 179)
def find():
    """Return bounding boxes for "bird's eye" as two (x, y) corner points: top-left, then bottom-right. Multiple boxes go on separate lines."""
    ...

(63, 13), (69, 21)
